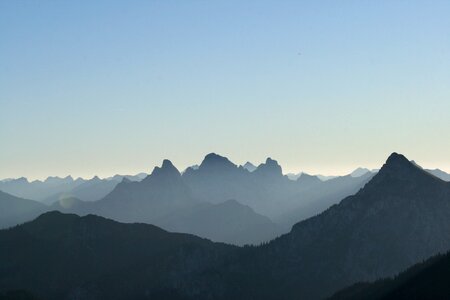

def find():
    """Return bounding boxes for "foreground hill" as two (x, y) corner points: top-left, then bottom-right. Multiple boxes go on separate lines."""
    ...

(329, 251), (450, 300)
(0, 211), (234, 300)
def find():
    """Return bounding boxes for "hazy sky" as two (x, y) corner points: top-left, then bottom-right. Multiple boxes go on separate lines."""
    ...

(1, 1), (449, 180)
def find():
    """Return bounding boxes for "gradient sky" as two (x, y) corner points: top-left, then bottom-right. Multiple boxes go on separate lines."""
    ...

(1, 1), (449, 180)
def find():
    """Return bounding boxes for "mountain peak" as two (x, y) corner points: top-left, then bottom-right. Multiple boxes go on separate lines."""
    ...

(254, 157), (282, 177)
(377, 152), (417, 175)
(359, 152), (436, 195)
(161, 159), (175, 169)
(150, 159), (180, 178)
(199, 153), (236, 170)
(386, 152), (410, 165)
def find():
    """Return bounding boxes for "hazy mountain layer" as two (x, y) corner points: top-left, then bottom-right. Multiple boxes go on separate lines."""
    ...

(0, 191), (47, 229)
(0, 173), (146, 204)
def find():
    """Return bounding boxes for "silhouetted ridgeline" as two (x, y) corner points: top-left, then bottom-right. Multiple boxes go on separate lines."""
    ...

(2, 153), (450, 299)
(0, 153), (375, 245)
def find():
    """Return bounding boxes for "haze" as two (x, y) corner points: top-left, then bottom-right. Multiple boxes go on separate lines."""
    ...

(1, 1), (449, 180)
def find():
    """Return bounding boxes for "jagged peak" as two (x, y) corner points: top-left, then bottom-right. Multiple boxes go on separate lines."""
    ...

(254, 157), (283, 176)
(161, 159), (175, 169)
(149, 159), (181, 178)
(378, 152), (419, 175)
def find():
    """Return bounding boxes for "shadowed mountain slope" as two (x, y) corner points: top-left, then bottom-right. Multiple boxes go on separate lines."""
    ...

(0, 190), (47, 229)
(0, 211), (234, 300)
(329, 251), (450, 300)
(209, 153), (450, 300)
(157, 199), (282, 245)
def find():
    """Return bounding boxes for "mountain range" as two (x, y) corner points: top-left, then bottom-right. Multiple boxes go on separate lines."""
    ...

(0, 173), (147, 205)
(1, 153), (450, 299)
(0, 153), (375, 245)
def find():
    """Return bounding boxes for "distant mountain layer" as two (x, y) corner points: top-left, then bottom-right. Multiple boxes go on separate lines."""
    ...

(426, 168), (450, 181)
(0, 173), (146, 204)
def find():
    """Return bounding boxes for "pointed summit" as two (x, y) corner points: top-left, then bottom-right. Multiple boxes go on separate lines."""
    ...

(385, 152), (411, 166)
(377, 152), (421, 178)
(150, 159), (181, 178)
(359, 152), (441, 195)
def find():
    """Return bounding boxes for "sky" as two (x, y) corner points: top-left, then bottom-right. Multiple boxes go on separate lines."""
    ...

(1, 1), (450, 180)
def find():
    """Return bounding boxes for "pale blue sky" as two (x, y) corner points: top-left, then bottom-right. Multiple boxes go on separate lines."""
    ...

(1, 1), (449, 179)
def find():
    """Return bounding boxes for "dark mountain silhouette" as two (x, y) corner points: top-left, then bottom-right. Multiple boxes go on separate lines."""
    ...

(228, 152), (450, 299)
(0, 211), (234, 300)
(329, 251), (450, 300)
(0, 190), (47, 229)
